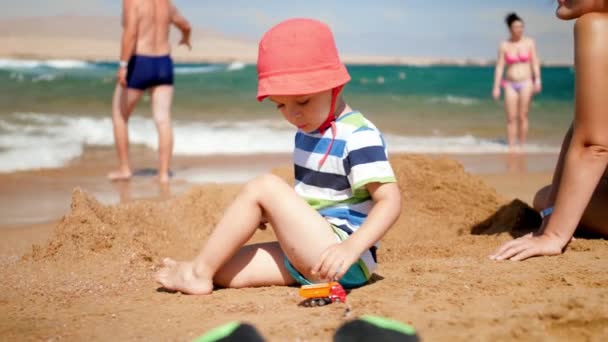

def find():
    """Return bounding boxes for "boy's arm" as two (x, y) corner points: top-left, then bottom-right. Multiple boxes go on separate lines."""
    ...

(343, 182), (402, 257)
(312, 181), (401, 281)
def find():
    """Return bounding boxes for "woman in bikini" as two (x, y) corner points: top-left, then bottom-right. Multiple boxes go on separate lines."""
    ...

(492, 12), (542, 153)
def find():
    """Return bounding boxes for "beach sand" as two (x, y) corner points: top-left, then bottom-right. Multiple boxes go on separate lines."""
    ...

(1, 151), (606, 341)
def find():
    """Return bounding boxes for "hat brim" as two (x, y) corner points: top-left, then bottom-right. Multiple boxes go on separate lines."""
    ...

(257, 64), (350, 101)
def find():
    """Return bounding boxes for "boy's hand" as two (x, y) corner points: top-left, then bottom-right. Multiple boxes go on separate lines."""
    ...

(257, 214), (268, 230)
(311, 241), (359, 282)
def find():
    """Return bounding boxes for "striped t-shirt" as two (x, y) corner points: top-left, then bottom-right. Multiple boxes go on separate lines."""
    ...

(293, 111), (397, 275)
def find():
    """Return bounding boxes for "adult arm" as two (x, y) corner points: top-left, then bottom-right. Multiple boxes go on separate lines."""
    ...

(117, 0), (138, 86)
(170, 1), (192, 50)
(530, 39), (542, 93)
(493, 44), (505, 100)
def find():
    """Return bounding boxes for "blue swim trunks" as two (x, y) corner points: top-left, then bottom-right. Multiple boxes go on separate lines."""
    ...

(284, 226), (371, 289)
(126, 54), (174, 90)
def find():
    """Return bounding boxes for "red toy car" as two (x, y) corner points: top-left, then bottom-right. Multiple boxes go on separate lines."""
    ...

(299, 282), (347, 306)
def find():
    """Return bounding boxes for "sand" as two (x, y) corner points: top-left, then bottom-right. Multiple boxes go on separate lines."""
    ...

(0, 15), (505, 66)
(1, 153), (606, 341)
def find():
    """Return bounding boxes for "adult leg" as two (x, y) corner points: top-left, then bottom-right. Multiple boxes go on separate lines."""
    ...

(503, 84), (519, 152)
(155, 174), (339, 294)
(149, 85), (174, 183)
(108, 84), (144, 180)
(517, 82), (534, 151)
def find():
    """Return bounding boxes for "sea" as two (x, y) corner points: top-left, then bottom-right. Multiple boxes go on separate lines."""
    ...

(0, 58), (574, 173)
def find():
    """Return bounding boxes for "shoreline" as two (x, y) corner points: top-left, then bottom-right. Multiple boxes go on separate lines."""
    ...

(0, 148), (556, 229)
(0, 54), (574, 67)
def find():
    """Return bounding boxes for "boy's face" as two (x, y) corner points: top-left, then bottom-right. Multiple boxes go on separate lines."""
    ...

(269, 90), (332, 133)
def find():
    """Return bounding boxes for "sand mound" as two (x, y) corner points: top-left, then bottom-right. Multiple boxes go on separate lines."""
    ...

(27, 155), (506, 263)
(14, 155), (508, 291)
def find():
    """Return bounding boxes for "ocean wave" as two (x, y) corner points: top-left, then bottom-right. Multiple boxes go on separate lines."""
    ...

(385, 134), (558, 154)
(0, 112), (558, 172)
(226, 62), (247, 71)
(174, 65), (223, 75)
(429, 95), (478, 106)
(0, 58), (92, 70)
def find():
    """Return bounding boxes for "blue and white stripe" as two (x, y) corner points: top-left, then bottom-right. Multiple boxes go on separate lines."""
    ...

(293, 111), (396, 271)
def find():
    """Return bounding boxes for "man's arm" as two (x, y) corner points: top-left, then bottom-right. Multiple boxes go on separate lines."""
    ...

(170, 2), (192, 50)
(117, 0), (138, 86)
(120, 0), (138, 66)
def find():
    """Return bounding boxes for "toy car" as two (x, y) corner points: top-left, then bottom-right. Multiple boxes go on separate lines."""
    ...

(299, 282), (346, 306)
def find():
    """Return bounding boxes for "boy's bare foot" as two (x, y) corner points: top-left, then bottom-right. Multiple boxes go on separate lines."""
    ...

(107, 170), (132, 181)
(154, 258), (213, 295)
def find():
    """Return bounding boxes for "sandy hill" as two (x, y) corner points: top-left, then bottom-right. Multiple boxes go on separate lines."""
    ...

(0, 15), (503, 65)
(0, 15), (258, 63)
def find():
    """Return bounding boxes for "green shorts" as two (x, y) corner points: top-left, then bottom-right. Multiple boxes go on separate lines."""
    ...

(283, 226), (370, 289)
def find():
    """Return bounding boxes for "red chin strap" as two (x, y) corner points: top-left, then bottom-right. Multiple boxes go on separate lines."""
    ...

(316, 85), (344, 169)
(317, 85), (344, 135)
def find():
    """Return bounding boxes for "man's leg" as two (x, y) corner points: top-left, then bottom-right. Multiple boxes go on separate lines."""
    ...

(150, 85), (174, 183)
(108, 84), (144, 180)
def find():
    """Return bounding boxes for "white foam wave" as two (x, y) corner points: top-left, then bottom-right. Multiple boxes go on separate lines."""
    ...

(0, 58), (92, 70)
(429, 95), (478, 106)
(174, 65), (223, 75)
(226, 61), (246, 71)
(385, 134), (559, 154)
(0, 112), (559, 173)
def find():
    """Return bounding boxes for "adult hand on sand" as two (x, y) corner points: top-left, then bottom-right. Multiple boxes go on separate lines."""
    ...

(489, 232), (564, 261)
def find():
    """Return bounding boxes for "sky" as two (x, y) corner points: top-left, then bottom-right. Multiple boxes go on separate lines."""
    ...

(0, 0), (574, 63)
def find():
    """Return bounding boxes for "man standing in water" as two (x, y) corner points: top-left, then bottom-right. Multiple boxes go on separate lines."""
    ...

(108, 0), (191, 183)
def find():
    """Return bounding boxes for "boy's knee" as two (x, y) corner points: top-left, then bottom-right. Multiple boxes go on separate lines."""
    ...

(243, 174), (285, 197)
(533, 185), (551, 211)
(252, 174), (284, 189)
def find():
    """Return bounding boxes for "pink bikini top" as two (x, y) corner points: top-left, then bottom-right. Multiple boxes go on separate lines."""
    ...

(505, 50), (531, 64)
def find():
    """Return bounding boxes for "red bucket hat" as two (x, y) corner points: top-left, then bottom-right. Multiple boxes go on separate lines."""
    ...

(256, 18), (351, 101)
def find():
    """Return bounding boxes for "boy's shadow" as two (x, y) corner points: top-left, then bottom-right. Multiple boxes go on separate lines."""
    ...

(471, 199), (541, 238)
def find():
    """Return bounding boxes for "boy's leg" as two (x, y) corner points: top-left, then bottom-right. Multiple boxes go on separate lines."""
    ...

(155, 174), (339, 294)
(108, 84), (144, 180)
(150, 85), (174, 183)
